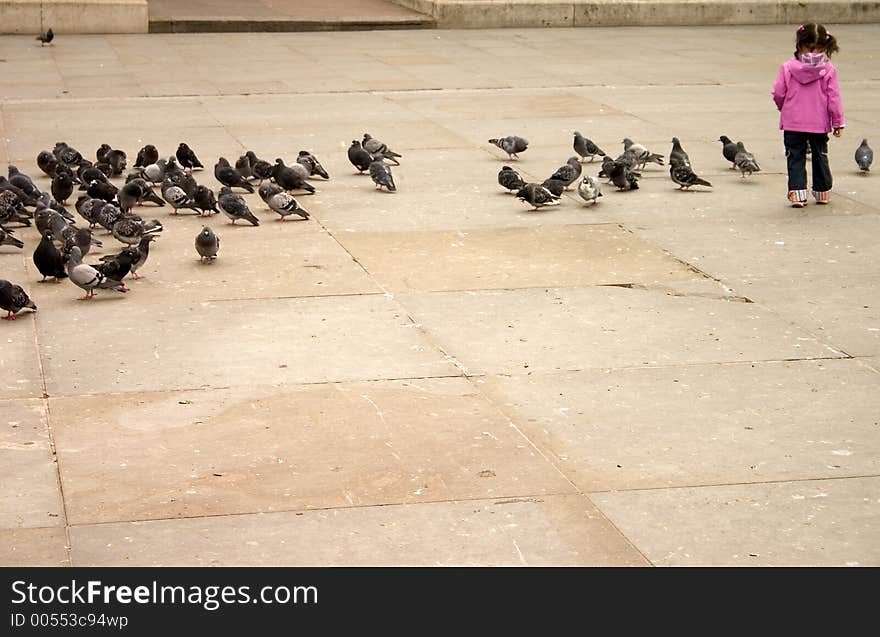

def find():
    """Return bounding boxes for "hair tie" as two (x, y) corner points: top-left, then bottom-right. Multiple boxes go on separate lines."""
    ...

(798, 25), (805, 31)
(826, 31), (832, 36)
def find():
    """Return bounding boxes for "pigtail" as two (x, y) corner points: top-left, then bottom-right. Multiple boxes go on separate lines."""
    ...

(819, 25), (840, 56)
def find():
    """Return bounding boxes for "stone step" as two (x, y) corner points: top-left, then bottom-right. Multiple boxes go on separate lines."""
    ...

(391, 0), (880, 28)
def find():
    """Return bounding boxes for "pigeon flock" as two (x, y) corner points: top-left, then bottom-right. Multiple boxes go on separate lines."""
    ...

(0, 130), (874, 321)
(491, 131), (871, 212)
(0, 133), (404, 319)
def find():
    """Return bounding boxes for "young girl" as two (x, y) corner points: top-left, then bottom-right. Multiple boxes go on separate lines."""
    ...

(772, 23), (845, 208)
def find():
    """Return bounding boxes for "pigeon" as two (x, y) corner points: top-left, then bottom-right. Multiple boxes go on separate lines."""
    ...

(235, 154), (253, 180)
(37, 151), (59, 177)
(176, 143), (204, 171)
(96, 144), (112, 163)
(297, 150), (330, 180)
(35, 28), (53, 46)
(622, 138), (664, 169)
(362, 134), (402, 166)
(0, 227), (24, 249)
(214, 158), (254, 193)
(75, 195), (102, 227)
(161, 179), (200, 215)
(63, 226), (102, 257)
(117, 180), (145, 213)
(669, 137), (691, 167)
(66, 246), (127, 300)
(218, 186), (259, 226)
(105, 149), (127, 176)
(368, 157), (396, 192)
(733, 142), (760, 178)
(855, 139), (873, 173)
(33, 231), (69, 282)
(670, 163), (712, 190)
(576, 175), (603, 206)
(573, 132), (606, 163)
(498, 165), (525, 193)
(267, 192), (310, 222)
(166, 169), (197, 198)
(347, 141), (374, 174)
(549, 157), (583, 190)
(141, 158), (169, 185)
(259, 181), (284, 205)
(87, 180), (118, 203)
(719, 135), (739, 169)
(540, 178), (566, 198)
(0, 280), (36, 320)
(489, 136), (528, 160)
(34, 206), (70, 237)
(93, 248), (138, 290)
(608, 161), (640, 191)
(273, 159), (315, 193)
(135, 144), (159, 168)
(93, 201), (124, 233)
(515, 183), (560, 211)
(50, 171), (75, 205)
(8, 166), (41, 199)
(78, 164), (109, 190)
(193, 185), (220, 216)
(129, 234), (157, 280)
(53, 142), (84, 168)
(112, 215), (162, 247)
(249, 154), (274, 184)
(598, 155), (616, 181)
(195, 226), (220, 262)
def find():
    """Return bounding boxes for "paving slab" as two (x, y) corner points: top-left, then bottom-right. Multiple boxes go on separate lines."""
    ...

(336, 223), (700, 292)
(478, 359), (880, 491)
(0, 286), (42, 400)
(51, 377), (573, 525)
(37, 294), (458, 396)
(0, 399), (64, 529)
(0, 527), (69, 566)
(69, 493), (645, 565)
(397, 286), (844, 376)
(591, 476), (880, 566)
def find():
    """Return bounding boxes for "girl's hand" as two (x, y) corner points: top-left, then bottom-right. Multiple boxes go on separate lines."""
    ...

(833, 127), (844, 137)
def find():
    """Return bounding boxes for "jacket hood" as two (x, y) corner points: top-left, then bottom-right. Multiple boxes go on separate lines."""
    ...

(787, 57), (830, 84)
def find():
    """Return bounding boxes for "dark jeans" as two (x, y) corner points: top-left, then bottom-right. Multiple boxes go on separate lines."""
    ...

(784, 131), (832, 193)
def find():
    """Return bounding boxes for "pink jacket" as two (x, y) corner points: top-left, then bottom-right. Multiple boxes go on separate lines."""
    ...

(772, 57), (845, 133)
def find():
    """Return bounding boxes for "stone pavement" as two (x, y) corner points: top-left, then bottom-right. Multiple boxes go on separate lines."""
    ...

(1, 24), (878, 567)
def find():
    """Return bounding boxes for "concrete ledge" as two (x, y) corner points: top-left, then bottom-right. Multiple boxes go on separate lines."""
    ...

(392, 0), (880, 28)
(149, 17), (436, 34)
(0, 0), (148, 34)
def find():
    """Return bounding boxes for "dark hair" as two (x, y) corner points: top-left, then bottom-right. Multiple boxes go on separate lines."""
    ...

(795, 23), (840, 57)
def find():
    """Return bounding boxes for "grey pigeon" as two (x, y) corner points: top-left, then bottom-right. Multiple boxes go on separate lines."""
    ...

(36, 151), (59, 177)
(218, 186), (259, 226)
(515, 183), (560, 211)
(33, 231), (68, 282)
(75, 195), (103, 227)
(166, 169), (197, 198)
(362, 134), (402, 166)
(268, 192), (310, 222)
(193, 186), (220, 216)
(719, 135), (738, 169)
(0, 227), (24, 249)
(549, 157), (582, 190)
(573, 131), (606, 163)
(93, 248), (138, 290)
(669, 137), (691, 167)
(576, 175), (603, 206)
(176, 143), (203, 171)
(733, 142), (760, 178)
(259, 181), (284, 205)
(249, 153), (274, 184)
(195, 226), (220, 263)
(0, 279), (36, 320)
(297, 150), (330, 180)
(622, 138), (664, 169)
(347, 141), (374, 173)
(541, 178), (566, 198)
(66, 246), (127, 300)
(86, 180), (118, 202)
(855, 139), (873, 172)
(93, 202), (124, 233)
(63, 226), (102, 257)
(670, 163), (712, 190)
(598, 155), (616, 181)
(368, 157), (396, 192)
(141, 158), (168, 184)
(161, 179), (199, 215)
(214, 157), (254, 193)
(489, 136), (528, 160)
(129, 234), (157, 279)
(135, 144), (159, 168)
(235, 154), (253, 180)
(36, 28), (54, 46)
(51, 171), (75, 205)
(112, 215), (162, 247)
(53, 142), (84, 168)
(8, 166), (41, 198)
(498, 165), (525, 193)
(273, 159), (315, 193)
